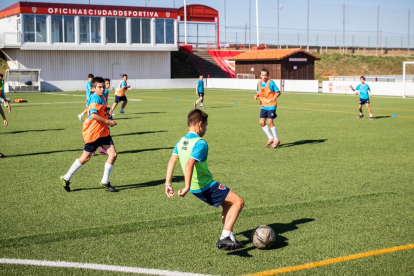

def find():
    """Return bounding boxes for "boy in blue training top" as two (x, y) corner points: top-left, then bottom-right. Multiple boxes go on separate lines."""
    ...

(0, 102), (8, 158)
(350, 76), (373, 120)
(0, 74), (11, 114)
(165, 109), (245, 251)
(194, 75), (205, 109)
(78, 73), (94, 122)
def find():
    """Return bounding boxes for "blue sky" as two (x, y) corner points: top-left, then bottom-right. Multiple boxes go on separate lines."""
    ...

(1, 0), (414, 47)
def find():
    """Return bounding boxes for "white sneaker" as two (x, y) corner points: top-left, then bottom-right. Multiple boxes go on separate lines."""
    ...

(119, 109), (126, 114)
(78, 114), (83, 122)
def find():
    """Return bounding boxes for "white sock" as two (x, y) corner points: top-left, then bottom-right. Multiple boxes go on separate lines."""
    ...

(196, 99), (200, 104)
(360, 112), (363, 116)
(270, 126), (279, 141)
(101, 163), (114, 184)
(261, 126), (273, 139)
(64, 159), (83, 181)
(79, 113), (84, 117)
(220, 230), (233, 241)
(200, 103), (203, 107)
(369, 114), (373, 117)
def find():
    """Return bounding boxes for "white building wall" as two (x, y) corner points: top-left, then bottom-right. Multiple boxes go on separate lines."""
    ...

(0, 15), (21, 45)
(3, 49), (171, 81)
(322, 81), (414, 97)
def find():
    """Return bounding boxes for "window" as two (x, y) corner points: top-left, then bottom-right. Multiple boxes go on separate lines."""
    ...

(90, 17), (101, 43)
(51, 15), (63, 43)
(131, 18), (141, 43)
(23, 14), (47, 43)
(79, 16), (90, 43)
(142, 18), (151, 44)
(156, 19), (175, 44)
(105, 17), (126, 43)
(64, 16), (75, 43)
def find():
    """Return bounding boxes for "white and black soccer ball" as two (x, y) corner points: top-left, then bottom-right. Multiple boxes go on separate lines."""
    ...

(251, 225), (276, 249)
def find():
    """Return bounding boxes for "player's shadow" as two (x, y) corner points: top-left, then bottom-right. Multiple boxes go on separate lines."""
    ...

(116, 176), (185, 191)
(112, 130), (167, 137)
(209, 106), (234, 109)
(7, 149), (80, 157)
(278, 139), (327, 148)
(112, 117), (141, 120)
(0, 128), (65, 134)
(118, 147), (174, 154)
(373, 116), (391, 120)
(228, 218), (315, 257)
(128, 112), (167, 115)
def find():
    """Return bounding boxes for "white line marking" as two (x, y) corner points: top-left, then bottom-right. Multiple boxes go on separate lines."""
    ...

(44, 92), (142, 101)
(12, 101), (85, 106)
(0, 258), (215, 276)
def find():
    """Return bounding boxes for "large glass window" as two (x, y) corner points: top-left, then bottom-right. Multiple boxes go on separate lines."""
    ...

(64, 16), (75, 43)
(35, 15), (46, 42)
(51, 15), (63, 43)
(131, 18), (141, 43)
(91, 17), (101, 43)
(23, 14), (47, 43)
(142, 19), (151, 44)
(155, 19), (175, 44)
(79, 16), (90, 43)
(23, 14), (35, 42)
(106, 17), (126, 43)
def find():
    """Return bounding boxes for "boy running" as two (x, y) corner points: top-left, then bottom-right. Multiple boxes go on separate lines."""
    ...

(0, 74), (11, 114)
(61, 77), (118, 192)
(165, 109), (245, 251)
(110, 74), (130, 115)
(78, 74), (94, 121)
(350, 76), (373, 120)
(98, 78), (112, 156)
(194, 75), (205, 109)
(0, 103), (8, 158)
(254, 68), (281, 149)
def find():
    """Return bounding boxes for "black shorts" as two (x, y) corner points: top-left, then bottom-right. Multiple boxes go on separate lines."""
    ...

(260, 109), (277, 119)
(359, 99), (370, 105)
(84, 135), (114, 152)
(191, 182), (230, 208)
(115, 95), (127, 103)
(198, 93), (204, 97)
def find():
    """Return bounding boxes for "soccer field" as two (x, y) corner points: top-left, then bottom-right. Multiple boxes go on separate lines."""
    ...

(0, 89), (413, 276)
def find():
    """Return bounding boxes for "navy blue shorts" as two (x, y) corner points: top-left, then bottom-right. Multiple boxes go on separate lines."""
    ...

(198, 93), (204, 97)
(115, 95), (127, 103)
(191, 182), (230, 208)
(260, 109), (277, 119)
(359, 99), (370, 105)
(84, 135), (114, 153)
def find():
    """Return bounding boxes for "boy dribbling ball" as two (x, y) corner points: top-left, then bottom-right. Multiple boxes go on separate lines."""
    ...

(165, 109), (245, 251)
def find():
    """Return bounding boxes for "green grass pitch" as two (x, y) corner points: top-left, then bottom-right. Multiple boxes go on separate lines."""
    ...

(0, 89), (413, 276)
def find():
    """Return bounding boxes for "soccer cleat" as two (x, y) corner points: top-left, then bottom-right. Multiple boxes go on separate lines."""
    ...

(271, 140), (281, 149)
(119, 109), (126, 114)
(100, 182), (118, 192)
(91, 152), (97, 156)
(370, 117), (373, 121)
(60, 175), (71, 192)
(265, 138), (274, 148)
(216, 237), (245, 251)
(193, 102), (197, 108)
(200, 106), (204, 109)
(0, 153), (6, 158)
(357, 115), (364, 119)
(99, 148), (108, 155)
(78, 114), (83, 122)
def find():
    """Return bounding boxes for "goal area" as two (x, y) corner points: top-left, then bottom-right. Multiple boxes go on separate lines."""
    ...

(403, 61), (414, 98)
(5, 69), (41, 93)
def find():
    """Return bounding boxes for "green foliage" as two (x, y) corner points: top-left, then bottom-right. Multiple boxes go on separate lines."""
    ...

(0, 90), (413, 275)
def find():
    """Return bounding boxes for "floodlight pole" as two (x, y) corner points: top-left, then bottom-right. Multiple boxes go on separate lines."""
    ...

(184, 0), (187, 44)
(277, 0), (279, 48)
(376, 6), (379, 56)
(249, 0), (251, 50)
(343, 3), (345, 54)
(224, 0), (226, 43)
(256, 0), (259, 46)
(408, 9), (411, 56)
(307, 1), (309, 52)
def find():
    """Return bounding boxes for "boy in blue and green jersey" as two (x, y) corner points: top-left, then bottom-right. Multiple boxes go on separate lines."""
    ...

(165, 109), (245, 251)
(0, 74), (11, 114)
(194, 75), (205, 109)
(350, 76), (373, 120)
(78, 74), (95, 122)
(0, 101), (8, 158)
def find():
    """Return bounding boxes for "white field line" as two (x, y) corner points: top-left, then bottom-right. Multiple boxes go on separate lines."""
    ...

(44, 92), (142, 101)
(0, 258), (215, 276)
(12, 101), (85, 106)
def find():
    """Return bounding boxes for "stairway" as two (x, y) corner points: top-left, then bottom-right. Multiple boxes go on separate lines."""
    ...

(190, 50), (229, 78)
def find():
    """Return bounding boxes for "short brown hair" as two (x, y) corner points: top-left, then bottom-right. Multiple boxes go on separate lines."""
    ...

(187, 109), (208, 126)
(360, 76), (365, 80)
(261, 67), (269, 76)
(92, 77), (105, 87)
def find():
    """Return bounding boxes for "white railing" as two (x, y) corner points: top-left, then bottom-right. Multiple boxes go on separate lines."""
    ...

(0, 32), (21, 47)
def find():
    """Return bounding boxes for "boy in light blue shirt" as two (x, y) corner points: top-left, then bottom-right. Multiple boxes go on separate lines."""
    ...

(194, 75), (205, 109)
(350, 76), (373, 120)
(78, 73), (94, 122)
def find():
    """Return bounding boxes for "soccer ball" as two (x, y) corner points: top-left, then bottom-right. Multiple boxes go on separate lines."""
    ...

(251, 225), (276, 249)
